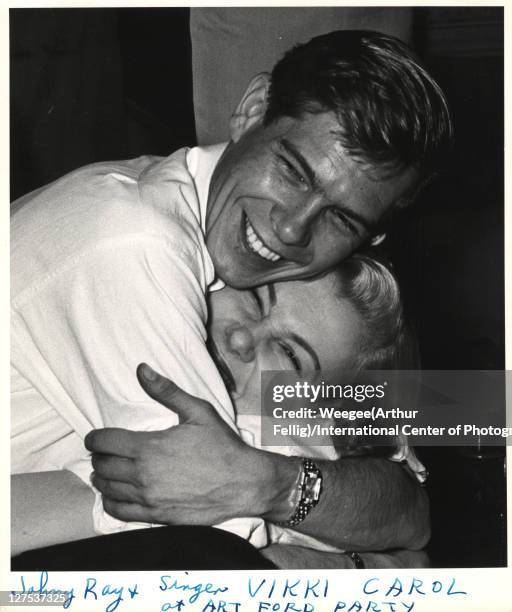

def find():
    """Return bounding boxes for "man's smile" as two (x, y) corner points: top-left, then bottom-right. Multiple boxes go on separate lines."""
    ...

(243, 215), (281, 263)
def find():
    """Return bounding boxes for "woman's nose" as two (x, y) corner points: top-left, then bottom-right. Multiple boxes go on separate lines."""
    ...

(225, 324), (256, 362)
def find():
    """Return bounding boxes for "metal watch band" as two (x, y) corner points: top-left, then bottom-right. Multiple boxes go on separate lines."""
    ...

(277, 458), (323, 527)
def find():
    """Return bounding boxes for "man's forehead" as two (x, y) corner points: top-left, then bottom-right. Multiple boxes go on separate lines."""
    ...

(283, 111), (419, 193)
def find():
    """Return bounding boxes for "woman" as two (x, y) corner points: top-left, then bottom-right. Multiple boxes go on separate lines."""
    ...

(12, 253), (424, 562)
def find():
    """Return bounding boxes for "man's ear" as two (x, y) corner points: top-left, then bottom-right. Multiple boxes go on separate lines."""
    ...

(229, 73), (271, 143)
(371, 233), (386, 246)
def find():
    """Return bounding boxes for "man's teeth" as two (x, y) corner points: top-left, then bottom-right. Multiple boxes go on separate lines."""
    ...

(245, 218), (281, 262)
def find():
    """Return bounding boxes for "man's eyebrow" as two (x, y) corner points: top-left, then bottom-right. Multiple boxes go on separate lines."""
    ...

(268, 283), (321, 371)
(281, 139), (373, 235)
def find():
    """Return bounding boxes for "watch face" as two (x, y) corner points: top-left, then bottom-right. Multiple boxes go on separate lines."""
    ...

(304, 471), (322, 504)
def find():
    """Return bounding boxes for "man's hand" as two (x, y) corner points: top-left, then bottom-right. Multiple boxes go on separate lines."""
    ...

(85, 364), (295, 526)
(86, 364), (430, 551)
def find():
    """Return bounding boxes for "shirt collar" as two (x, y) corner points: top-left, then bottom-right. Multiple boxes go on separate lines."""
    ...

(187, 143), (228, 291)
(186, 142), (228, 235)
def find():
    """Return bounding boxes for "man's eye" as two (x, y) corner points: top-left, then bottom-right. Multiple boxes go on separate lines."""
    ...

(330, 208), (359, 237)
(278, 155), (305, 185)
(278, 341), (302, 372)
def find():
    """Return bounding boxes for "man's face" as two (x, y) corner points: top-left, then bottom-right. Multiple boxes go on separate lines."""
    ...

(207, 273), (361, 415)
(206, 111), (418, 288)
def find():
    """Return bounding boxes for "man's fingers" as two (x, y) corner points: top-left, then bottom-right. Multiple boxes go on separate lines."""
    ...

(92, 474), (144, 504)
(91, 454), (136, 484)
(137, 362), (218, 424)
(85, 428), (153, 457)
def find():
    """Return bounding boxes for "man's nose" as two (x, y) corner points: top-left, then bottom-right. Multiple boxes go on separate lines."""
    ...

(271, 197), (324, 246)
(225, 324), (256, 363)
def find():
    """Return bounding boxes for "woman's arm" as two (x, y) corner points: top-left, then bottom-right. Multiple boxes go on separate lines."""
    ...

(11, 471), (96, 556)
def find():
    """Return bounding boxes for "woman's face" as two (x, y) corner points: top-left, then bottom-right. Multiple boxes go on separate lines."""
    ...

(207, 274), (362, 414)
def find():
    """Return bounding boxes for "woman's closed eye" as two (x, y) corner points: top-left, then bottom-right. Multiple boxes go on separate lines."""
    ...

(277, 340), (302, 372)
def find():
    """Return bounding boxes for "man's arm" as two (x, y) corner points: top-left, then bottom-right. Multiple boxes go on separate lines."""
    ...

(269, 455), (430, 551)
(87, 365), (429, 551)
(11, 471), (96, 556)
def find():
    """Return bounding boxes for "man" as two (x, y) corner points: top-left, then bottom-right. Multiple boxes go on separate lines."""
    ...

(12, 31), (451, 560)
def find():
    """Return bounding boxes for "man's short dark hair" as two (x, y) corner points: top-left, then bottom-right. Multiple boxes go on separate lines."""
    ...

(265, 30), (453, 187)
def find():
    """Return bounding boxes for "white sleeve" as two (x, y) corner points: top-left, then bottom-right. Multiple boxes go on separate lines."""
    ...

(11, 233), (235, 533)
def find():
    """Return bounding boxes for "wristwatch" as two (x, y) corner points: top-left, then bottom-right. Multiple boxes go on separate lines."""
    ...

(277, 458), (323, 527)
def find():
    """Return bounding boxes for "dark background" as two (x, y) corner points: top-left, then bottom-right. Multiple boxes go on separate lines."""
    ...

(10, 7), (505, 568)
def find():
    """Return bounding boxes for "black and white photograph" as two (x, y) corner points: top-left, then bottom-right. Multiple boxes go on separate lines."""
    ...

(9, 4), (506, 582)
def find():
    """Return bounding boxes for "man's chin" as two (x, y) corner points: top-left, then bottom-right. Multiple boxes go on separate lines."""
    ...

(219, 269), (295, 289)
(212, 249), (308, 288)
(216, 265), (275, 289)
(212, 259), (267, 289)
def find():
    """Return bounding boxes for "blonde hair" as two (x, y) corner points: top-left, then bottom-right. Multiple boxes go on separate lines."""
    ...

(333, 252), (418, 371)
(332, 252), (419, 457)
